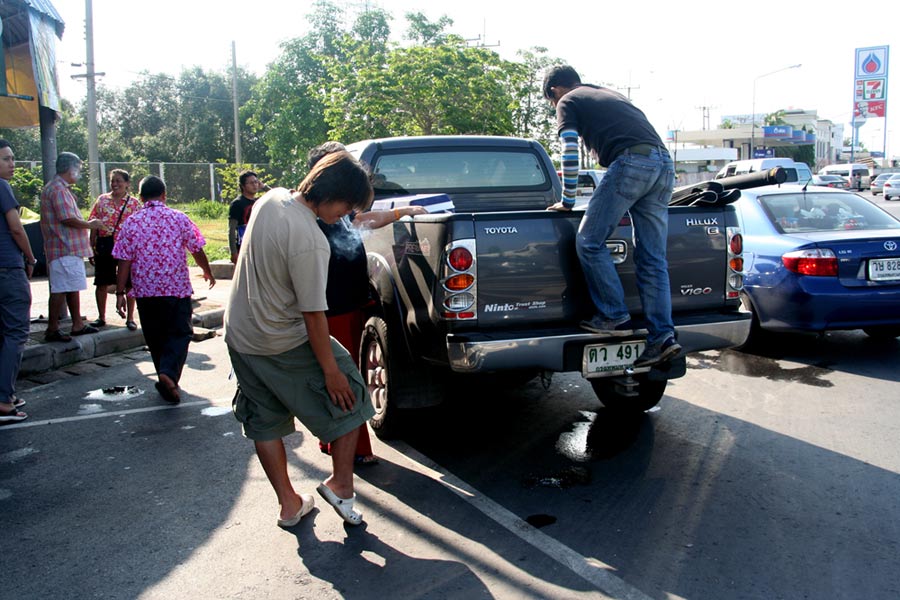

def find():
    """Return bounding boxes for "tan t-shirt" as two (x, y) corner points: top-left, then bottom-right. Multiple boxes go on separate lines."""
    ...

(224, 188), (330, 355)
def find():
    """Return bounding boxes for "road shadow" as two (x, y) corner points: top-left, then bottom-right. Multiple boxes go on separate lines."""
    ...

(293, 523), (493, 599)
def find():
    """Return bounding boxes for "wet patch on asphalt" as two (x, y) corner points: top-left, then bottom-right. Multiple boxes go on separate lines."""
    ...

(690, 349), (834, 388)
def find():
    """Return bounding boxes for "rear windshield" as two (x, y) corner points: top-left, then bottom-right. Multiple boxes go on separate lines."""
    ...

(758, 192), (900, 233)
(371, 150), (550, 194)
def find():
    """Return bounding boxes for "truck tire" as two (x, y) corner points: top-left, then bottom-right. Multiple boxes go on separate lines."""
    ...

(360, 315), (445, 439)
(863, 326), (900, 339)
(589, 375), (667, 412)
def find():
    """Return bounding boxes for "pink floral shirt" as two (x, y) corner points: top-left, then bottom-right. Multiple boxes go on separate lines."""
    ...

(89, 193), (142, 239)
(113, 200), (206, 298)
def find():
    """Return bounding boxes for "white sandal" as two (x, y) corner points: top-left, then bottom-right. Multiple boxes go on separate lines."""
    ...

(316, 483), (363, 526)
(276, 493), (315, 527)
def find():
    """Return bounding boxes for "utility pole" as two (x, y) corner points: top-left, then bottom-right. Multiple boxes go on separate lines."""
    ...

(83, 0), (99, 198)
(231, 41), (242, 165)
(696, 105), (716, 130)
(71, 0), (104, 197)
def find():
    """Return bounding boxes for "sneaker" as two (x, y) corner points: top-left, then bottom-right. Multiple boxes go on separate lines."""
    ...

(634, 337), (682, 368)
(580, 316), (634, 336)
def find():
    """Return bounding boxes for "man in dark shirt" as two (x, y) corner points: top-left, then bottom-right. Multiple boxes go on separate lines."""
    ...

(228, 170), (261, 263)
(542, 65), (680, 367)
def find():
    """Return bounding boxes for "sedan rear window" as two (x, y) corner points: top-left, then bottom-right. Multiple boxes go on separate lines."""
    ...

(372, 150), (549, 193)
(758, 192), (900, 233)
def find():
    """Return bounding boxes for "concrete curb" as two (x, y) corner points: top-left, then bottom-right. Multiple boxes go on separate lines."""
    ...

(19, 306), (225, 378)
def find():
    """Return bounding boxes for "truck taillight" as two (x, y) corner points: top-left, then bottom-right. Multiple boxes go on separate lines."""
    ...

(782, 248), (838, 276)
(448, 247), (473, 271)
(726, 227), (744, 298)
(442, 239), (477, 320)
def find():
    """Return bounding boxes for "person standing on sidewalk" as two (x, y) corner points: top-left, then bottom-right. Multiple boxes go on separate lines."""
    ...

(0, 139), (36, 423)
(39, 152), (103, 342)
(88, 169), (142, 330)
(228, 170), (261, 264)
(113, 176), (215, 404)
(542, 65), (680, 367)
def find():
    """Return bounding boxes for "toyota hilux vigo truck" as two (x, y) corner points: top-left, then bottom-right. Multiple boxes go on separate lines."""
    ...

(346, 135), (750, 437)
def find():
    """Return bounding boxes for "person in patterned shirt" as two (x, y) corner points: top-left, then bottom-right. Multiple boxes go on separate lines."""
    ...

(112, 176), (215, 404)
(39, 152), (103, 343)
(88, 169), (142, 330)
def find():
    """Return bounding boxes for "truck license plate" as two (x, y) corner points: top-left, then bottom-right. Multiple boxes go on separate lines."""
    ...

(583, 340), (647, 377)
(868, 258), (900, 281)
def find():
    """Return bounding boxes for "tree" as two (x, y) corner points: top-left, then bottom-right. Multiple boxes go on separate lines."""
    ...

(404, 12), (453, 46)
(508, 47), (563, 152)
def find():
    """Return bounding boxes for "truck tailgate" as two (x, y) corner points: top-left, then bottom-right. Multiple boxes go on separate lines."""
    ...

(471, 207), (733, 328)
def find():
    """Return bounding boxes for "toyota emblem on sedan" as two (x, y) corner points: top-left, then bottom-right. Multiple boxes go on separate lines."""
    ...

(886, 241), (898, 251)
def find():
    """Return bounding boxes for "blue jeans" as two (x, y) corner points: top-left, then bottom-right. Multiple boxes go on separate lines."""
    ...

(575, 148), (675, 345)
(0, 268), (32, 402)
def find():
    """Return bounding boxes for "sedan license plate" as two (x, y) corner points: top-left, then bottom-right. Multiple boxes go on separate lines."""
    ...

(868, 258), (900, 281)
(583, 340), (646, 377)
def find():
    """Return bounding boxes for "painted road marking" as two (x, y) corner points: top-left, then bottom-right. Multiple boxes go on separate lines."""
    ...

(386, 440), (654, 600)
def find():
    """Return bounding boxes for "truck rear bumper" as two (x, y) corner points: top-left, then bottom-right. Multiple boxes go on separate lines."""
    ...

(446, 311), (751, 373)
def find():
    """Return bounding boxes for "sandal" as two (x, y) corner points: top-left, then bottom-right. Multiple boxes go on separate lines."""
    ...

(316, 483), (362, 525)
(0, 406), (28, 423)
(355, 454), (380, 466)
(277, 494), (316, 528)
(126, 320), (138, 331)
(71, 325), (99, 336)
(44, 329), (72, 343)
(12, 396), (25, 408)
(89, 318), (106, 328)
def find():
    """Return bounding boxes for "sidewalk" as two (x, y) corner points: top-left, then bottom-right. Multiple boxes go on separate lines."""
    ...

(20, 262), (234, 380)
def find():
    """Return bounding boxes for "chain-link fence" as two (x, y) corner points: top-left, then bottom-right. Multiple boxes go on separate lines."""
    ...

(12, 161), (274, 210)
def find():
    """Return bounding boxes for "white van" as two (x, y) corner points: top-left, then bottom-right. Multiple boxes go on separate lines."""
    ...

(818, 164), (870, 190)
(715, 158), (812, 184)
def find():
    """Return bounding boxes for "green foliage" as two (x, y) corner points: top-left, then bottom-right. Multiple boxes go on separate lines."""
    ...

(215, 161), (278, 202)
(183, 199), (228, 219)
(9, 165), (43, 210)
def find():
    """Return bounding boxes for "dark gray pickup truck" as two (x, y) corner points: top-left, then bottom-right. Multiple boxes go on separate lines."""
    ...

(347, 135), (750, 437)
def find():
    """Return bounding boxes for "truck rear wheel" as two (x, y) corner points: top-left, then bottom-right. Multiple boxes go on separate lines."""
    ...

(589, 375), (667, 412)
(360, 315), (445, 439)
(361, 316), (405, 439)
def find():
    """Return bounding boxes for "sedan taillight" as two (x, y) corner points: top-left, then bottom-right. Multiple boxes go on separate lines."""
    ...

(782, 248), (838, 276)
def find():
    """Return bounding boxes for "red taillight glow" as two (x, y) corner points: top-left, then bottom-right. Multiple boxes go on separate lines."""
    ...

(448, 247), (473, 271)
(729, 234), (743, 254)
(782, 248), (838, 276)
(730, 257), (744, 272)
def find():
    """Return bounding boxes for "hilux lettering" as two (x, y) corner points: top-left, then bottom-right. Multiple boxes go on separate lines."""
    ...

(686, 217), (719, 227)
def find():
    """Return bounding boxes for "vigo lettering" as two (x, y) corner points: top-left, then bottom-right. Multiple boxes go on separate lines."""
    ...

(680, 285), (713, 296)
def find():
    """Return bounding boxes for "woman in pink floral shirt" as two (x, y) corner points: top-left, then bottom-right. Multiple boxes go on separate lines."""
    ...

(88, 169), (142, 330)
(113, 176), (214, 404)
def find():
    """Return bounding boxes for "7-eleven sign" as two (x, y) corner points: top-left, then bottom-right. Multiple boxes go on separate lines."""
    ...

(864, 79), (885, 100)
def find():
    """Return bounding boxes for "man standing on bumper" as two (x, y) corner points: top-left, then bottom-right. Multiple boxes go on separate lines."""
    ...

(543, 65), (681, 368)
(225, 151), (375, 528)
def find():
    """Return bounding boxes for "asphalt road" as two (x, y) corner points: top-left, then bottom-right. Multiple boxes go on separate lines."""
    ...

(3, 323), (899, 599)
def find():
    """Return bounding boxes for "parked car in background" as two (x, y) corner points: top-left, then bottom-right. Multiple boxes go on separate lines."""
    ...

(715, 158), (812, 184)
(882, 174), (900, 200)
(870, 173), (893, 196)
(810, 175), (850, 189)
(818, 163), (871, 190)
(734, 185), (900, 343)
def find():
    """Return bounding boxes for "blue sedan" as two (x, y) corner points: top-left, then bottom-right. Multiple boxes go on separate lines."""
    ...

(733, 185), (900, 341)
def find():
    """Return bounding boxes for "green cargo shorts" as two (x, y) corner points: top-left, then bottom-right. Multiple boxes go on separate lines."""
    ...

(228, 338), (374, 443)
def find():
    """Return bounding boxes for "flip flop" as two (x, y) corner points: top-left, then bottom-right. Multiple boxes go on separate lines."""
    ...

(277, 493), (315, 528)
(316, 483), (363, 526)
(355, 454), (379, 466)
(71, 325), (99, 336)
(44, 330), (72, 343)
(0, 407), (28, 423)
(126, 321), (138, 331)
(11, 396), (25, 408)
(155, 381), (180, 404)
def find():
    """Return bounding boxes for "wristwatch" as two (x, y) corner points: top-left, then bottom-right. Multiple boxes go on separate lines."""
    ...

(26, 259), (37, 266)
